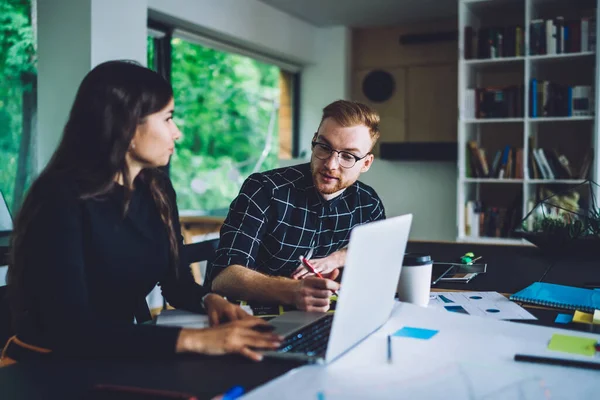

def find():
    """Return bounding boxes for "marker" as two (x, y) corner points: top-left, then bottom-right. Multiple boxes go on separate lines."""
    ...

(387, 335), (392, 363)
(222, 385), (245, 400)
(514, 354), (600, 371)
(299, 256), (339, 296)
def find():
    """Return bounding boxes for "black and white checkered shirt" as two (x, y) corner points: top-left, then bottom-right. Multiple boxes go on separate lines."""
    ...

(206, 163), (385, 286)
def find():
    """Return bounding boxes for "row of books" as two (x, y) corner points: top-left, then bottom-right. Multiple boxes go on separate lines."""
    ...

(463, 86), (524, 119)
(464, 26), (525, 59)
(530, 80), (593, 117)
(464, 201), (521, 239)
(467, 140), (593, 180)
(528, 146), (592, 180)
(530, 17), (596, 55)
(467, 142), (524, 179)
(463, 81), (594, 119)
(464, 16), (596, 60)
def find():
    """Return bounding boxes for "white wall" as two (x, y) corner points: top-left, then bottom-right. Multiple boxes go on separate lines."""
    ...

(147, 0), (315, 65)
(37, 0), (147, 170)
(359, 160), (457, 241)
(90, 0), (147, 67)
(298, 26), (352, 155)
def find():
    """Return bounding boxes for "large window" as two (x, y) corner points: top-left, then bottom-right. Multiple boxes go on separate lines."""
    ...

(0, 0), (37, 213)
(148, 27), (298, 213)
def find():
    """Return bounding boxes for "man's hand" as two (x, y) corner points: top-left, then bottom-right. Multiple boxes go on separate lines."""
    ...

(291, 269), (341, 312)
(203, 293), (254, 326)
(291, 250), (346, 280)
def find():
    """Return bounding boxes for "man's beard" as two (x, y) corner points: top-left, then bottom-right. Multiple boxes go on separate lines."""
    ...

(311, 163), (347, 195)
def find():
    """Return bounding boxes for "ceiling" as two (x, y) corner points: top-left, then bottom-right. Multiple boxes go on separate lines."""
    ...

(258, 0), (458, 28)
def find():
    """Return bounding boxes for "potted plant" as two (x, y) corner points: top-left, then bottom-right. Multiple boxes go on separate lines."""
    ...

(516, 180), (600, 259)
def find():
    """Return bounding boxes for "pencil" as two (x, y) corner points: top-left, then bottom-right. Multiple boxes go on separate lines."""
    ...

(387, 335), (392, 363)
(514, 354), (600, 371)
(300, 256), (340, 297)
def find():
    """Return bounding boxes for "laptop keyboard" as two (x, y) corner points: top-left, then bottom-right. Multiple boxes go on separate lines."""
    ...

(277, 314), (334, 357)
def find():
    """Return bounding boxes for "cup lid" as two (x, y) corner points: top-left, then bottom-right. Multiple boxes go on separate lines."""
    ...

(403, 253), (432, 266)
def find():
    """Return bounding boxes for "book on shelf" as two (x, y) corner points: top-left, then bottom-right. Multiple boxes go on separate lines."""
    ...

(464, 198), (521, 239)
(464, 86), (524, 119)
(530, 79), (594, 118)
(528, 146), (592, 180)
(530, 16), (596, 55)
(464, 25), (524, 60)
(466, 142), (523, 179)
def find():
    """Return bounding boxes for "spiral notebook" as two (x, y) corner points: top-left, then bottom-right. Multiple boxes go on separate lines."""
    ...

(510, 282), (600, 313)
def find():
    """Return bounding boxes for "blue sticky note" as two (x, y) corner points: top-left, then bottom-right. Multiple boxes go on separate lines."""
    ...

(555, 313), (573, 324)
(393, 326), (439, 340)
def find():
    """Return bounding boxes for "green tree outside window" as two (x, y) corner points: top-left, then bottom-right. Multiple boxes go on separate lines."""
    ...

(167, 38), (280, 212)
(0, 0), (37, 213)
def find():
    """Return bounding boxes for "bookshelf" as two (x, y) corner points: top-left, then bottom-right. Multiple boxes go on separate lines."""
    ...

(457, 0), (600, 244)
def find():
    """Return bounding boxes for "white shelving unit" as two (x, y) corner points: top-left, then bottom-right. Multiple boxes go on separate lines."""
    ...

(457, 0), (600, 245)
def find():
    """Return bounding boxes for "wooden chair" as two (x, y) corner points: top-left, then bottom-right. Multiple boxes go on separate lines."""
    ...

(180, 216), (224, 284)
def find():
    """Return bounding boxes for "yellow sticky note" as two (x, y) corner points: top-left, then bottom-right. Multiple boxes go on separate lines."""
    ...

(573, 310), (594, 324)
(547, 334), (597, 357)
(594, 310), (600, 325)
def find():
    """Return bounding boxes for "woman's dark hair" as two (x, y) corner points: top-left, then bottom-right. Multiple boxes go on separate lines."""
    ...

(8, 60), (179, 314)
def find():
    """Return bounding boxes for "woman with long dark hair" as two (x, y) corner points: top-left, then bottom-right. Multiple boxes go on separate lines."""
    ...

(1, 60), (281, 364)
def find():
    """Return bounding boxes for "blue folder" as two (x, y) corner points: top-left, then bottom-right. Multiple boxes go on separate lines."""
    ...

(510, 282), (600, 313)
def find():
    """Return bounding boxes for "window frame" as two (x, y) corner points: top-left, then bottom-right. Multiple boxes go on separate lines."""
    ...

(147, 19), (301, 160)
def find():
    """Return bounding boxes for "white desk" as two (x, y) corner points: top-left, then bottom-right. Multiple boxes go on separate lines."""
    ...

(244, 302), (600, 399)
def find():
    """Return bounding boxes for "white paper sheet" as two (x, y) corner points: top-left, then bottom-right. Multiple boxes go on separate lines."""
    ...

(243, 359), (600, 399)
(429, 291), (537, 320)
(155, 309), (210, 328)
(244, 303), (600, 400)
(243, 302), (600, 399)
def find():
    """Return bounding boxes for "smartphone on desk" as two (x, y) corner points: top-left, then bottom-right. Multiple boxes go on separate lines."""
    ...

(430, 263), (456, 285)
(439, 271), (479, 283)
(437, 263), (486, 283)
(86, 384), (198, 400)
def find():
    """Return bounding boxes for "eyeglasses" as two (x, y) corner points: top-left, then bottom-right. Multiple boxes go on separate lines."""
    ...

(311, 141), (370, 169)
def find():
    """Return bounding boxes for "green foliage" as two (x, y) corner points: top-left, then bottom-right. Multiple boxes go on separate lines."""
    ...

(0, 0), (36, 212)
(147, 36), (155, 71)
(168, 38), (280, 211)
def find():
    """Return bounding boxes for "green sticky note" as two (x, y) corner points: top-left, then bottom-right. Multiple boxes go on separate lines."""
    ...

(547, 334), (597, 357)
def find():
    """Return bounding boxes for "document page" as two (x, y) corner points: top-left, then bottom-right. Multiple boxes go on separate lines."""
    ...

(155, 309), (210, 328)
(428, 291), (537, 320)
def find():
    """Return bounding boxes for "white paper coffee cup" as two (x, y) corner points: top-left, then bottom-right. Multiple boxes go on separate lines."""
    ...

(397, 253), (433, 307)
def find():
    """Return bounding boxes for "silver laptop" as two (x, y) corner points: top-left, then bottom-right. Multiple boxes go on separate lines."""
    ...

(263, 214), (413, 363)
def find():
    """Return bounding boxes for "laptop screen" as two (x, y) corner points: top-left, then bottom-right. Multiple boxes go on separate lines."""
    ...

(0, 191), (13, 234)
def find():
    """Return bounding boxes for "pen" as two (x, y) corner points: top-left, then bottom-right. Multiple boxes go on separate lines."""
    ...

(514, 354), (600, 371)
(300, 256), (339, 296)
(222, 385), (245, 400)
(387, 335), (392, 363)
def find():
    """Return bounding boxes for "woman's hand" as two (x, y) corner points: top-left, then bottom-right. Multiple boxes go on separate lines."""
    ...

(176, 319), (283, 361)
(203, 293), (253, 326)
